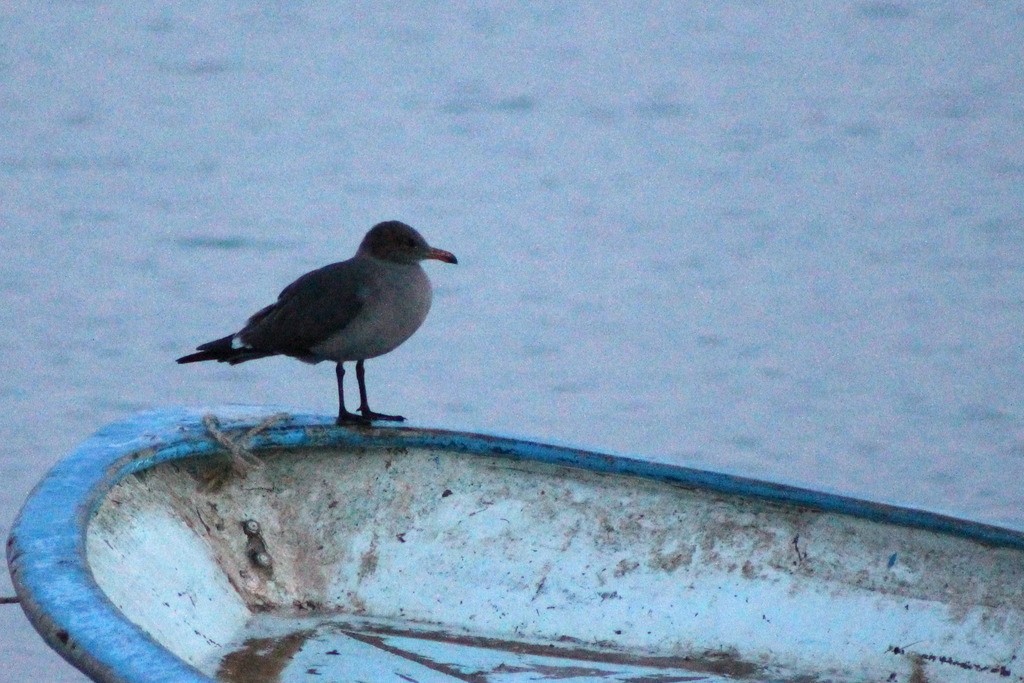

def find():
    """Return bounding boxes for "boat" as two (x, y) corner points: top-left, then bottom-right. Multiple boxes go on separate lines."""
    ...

(7, 407), (1024, 682)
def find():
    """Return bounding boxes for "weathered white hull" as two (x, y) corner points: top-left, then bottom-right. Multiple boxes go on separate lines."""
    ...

(9, 408), (1024, 682)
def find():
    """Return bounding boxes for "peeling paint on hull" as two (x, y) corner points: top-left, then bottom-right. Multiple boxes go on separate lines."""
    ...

(8, 408), (1024, 682)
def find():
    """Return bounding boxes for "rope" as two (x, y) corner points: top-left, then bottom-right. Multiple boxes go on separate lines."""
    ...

(200, 412), (289, 489)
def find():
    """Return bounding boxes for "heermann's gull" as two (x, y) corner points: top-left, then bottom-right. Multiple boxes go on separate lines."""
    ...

(177, 220), (457, 425)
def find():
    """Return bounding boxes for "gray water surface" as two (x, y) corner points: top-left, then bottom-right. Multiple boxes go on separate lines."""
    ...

(2, 3), (1022, 681)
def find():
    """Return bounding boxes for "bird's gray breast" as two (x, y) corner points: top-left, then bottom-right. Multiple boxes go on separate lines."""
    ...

(310, 262), (433, 362)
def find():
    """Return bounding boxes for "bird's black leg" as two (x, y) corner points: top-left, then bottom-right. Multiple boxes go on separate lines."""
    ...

(335, 363), (369, 425)
(356, 359), (405, 422)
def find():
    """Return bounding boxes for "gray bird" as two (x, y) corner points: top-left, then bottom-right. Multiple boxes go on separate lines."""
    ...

(177, 220), (457, 424)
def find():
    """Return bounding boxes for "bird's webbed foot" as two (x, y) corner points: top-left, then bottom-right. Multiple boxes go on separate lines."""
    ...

(336, 409), (371, 426)
(358, 408), (405, 422)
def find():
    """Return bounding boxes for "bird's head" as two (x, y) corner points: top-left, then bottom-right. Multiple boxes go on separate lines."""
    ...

(359, 221), (458, 265)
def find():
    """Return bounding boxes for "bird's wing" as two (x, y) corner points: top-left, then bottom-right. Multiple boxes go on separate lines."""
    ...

(239, 259), (368, 354)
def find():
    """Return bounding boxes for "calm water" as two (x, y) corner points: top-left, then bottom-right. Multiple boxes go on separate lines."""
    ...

(2, 3), (1022, 680)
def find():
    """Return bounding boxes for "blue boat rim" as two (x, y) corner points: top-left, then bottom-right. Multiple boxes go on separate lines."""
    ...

(8, 406), (1024, 683)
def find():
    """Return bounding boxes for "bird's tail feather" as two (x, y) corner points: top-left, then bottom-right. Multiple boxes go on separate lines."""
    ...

(176, 334), (277, 365)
